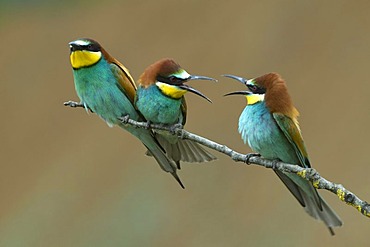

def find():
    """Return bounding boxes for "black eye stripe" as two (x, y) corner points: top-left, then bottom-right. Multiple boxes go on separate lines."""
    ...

(156, 75), (186, 85)
(70, 43), (101, 52)
(84, 43), (100, 52)
(247, 84), (266, 94)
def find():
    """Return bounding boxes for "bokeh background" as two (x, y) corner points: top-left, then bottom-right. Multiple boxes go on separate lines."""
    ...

(1, 0), (369, 246)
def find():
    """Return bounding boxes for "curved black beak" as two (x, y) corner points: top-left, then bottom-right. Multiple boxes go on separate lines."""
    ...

(179, 74), (215, 103)
(222, 74), (248, 85)
(223, 91), (252, 97)
(179, 84), (212, 103)
(223, 74), (252, 97)
(188, 75), (218, 82)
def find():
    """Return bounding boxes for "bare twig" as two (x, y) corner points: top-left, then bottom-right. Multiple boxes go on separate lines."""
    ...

(118, 115), (370, 219)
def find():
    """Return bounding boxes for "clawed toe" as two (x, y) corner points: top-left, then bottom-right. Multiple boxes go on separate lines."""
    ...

(245, 153), (261, 164)
(118, 115), (130, 124)
(169, 123), (183, 134)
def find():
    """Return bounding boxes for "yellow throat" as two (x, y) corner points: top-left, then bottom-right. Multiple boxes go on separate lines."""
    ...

(156, 82), (187, 99)
(246, 94), (265, 105)
(70, 50), (102, 69)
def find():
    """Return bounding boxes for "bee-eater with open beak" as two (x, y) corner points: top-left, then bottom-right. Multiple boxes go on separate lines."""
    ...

(135, 58), (217, 169)
(68, 38), (184, 188)
(224, 72), (342, 234)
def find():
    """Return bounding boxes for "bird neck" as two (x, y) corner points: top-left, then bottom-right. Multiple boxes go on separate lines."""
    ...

(264, 85), (299, 119)
(155, 82), (187, 99)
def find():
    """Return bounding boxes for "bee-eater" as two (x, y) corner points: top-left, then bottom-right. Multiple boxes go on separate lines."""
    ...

(135, 58), (217, 169)
(68, 38), (184, 188)
(224, 72), (342, 234)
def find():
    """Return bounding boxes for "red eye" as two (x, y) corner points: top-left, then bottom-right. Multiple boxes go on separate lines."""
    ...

(248, 85), (257, 91)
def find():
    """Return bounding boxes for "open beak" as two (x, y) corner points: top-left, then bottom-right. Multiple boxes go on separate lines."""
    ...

(179, 84), (212, 103)
(188, 75), (218, 82)
(223, 91), (252, 97)
(222, 74), (248, 85)
(179, 74), (216, 103)
(223, 74), (252, 97)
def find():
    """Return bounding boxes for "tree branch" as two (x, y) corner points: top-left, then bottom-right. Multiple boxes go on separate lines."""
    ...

(118, 115), (370, 219)
(63, 101), (369, 218)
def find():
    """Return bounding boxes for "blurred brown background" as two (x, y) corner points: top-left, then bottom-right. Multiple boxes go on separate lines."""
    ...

(1, 0), (369, 246)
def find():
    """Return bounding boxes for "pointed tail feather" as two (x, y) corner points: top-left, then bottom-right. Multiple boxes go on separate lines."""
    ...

(275, 171), (342, 234)
(142, 141), (185, 189)
(301, 186), (342, 235)
(128, 127), (185, 189)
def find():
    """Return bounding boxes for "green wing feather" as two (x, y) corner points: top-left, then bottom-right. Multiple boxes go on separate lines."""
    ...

(272, 113), (311, 168)
(101, 49), (136, 105)
(180, 97), (187, 125)
(273, 113), (322, 209)
(110, 61), (137, 105)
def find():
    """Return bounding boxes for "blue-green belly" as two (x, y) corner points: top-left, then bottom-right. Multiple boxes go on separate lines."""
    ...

(72, 59), (139, 126)
(136, 85), (183, 124)
(238, 102), (300, 164)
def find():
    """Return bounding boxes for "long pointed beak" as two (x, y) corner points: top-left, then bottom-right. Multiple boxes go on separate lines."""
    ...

(188, 75), (218, 82)
(179, 84), (212, 103)
(224, 91), (252, 97)
(222, 74), (248, 85)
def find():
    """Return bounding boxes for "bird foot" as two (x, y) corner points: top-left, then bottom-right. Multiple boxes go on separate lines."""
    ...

(64, 100), (83, 108)
(118, 114), (130, 124)
(244, 153), (261, 164)
(144, 121), (152, 129)
(64, 100), (93, 112)
(271, 159), (281, 170)
(169, 123), (183, 135)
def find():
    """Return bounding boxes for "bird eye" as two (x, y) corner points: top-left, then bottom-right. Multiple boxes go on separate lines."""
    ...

(87, 44), (93, 50)
(169, 76), (178, 83)
(248, 85), (258, 91)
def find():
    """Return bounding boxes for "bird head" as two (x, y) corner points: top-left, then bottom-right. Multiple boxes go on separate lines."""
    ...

(138, 58), (215, 102)
(69, 38), (103, 69)
(224, 73), (298, 117)
(223, 73), (269, 105)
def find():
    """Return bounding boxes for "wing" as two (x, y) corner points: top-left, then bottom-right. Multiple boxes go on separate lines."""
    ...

(273, 113), (311, 168)
(102, 50), (137, 105)
(180, 97), (187, 125)
(110, 60), (136, 105)
(273, 113), (323, 209)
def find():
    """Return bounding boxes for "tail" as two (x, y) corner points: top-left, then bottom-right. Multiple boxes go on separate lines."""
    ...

(275, 171), (342, 235)
(126, 126), (185, 189)
(148, 134), (217, 169)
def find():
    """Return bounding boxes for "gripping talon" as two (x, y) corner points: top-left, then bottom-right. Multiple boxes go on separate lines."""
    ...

(64, 100), (80, 108)
(169, 123), (183, 135)
(64, 100), (93, 112)
(245, 153), (261, 164)
(271, 159), (280, 170)
(145, 121), (152, 129)
(119, 114), (130, 124)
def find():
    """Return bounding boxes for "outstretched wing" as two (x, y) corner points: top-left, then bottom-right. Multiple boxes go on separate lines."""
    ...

(273, 113), (311, 168)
